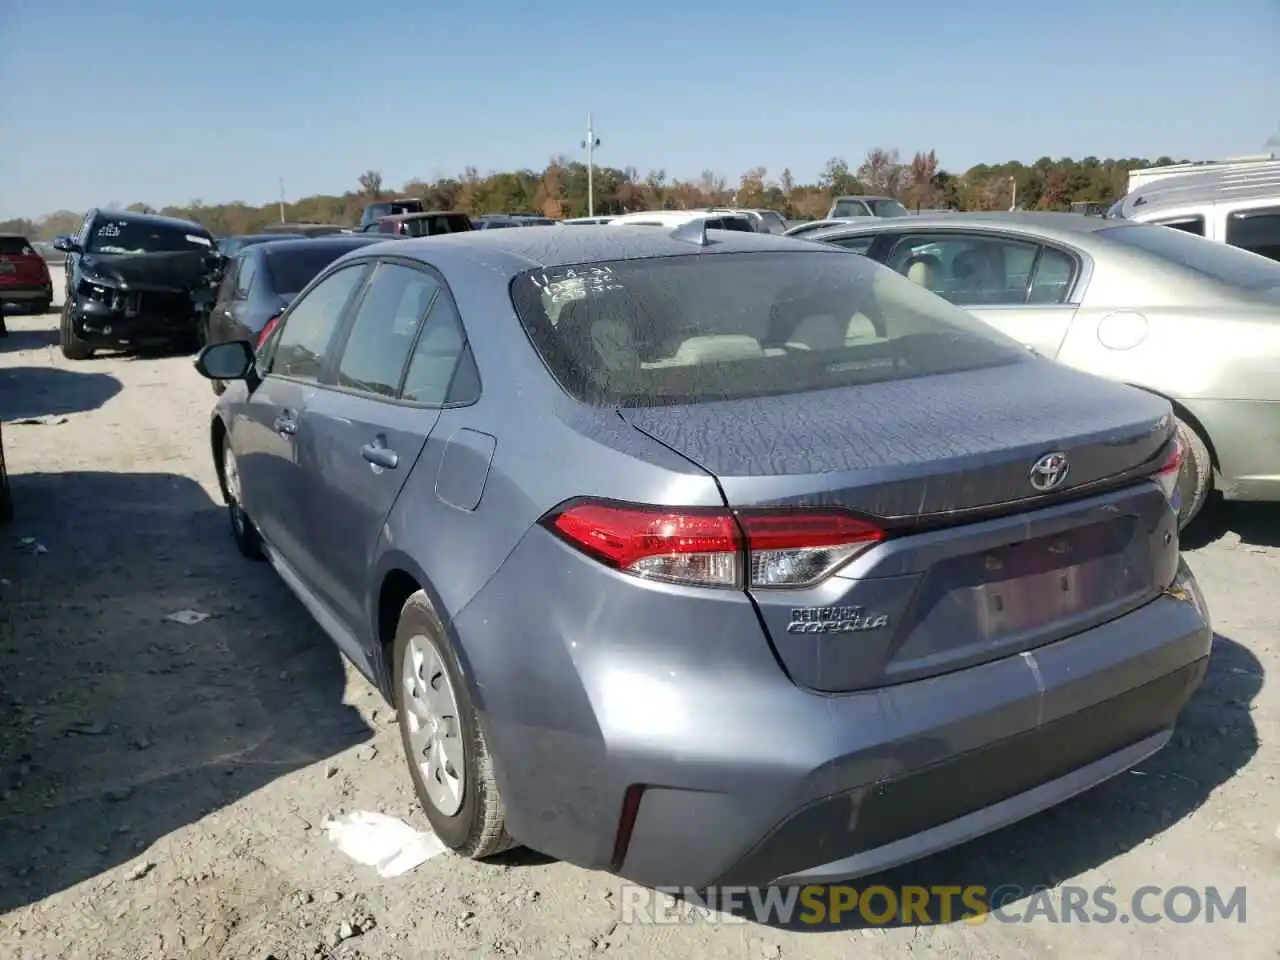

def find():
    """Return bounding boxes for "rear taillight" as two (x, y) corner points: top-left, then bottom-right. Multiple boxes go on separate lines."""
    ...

(543, 499), (885, 589)
(255, 312), (282, 350)
(1153, 435), (1184, 507)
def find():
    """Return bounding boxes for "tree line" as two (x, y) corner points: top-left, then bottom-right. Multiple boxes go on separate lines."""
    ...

(3, 148), (1185, 240)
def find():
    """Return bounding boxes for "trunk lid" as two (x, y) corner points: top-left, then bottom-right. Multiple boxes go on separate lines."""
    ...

(621, 360), (1178, 692)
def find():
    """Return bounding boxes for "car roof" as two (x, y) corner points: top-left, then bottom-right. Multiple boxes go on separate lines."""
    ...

(801, 211), (1126, 244)
(379, 211), (467, 222)
(361, 223), (833, 275)
(93, 208), (209, 234)
(1125, 177), (1280, 217)
(256, 235), (385, 255)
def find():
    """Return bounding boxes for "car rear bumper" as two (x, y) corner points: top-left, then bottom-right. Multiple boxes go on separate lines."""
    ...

(0, 283), (52, 301)
(73, 297), (196, 346)
(457, 537), (1211, 890)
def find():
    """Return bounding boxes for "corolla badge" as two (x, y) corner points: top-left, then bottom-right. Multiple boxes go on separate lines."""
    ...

(787, 606), (890, 635)
(1029, 451), (1070, 492)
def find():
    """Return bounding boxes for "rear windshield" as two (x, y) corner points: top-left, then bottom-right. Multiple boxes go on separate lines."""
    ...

(402, 214), (473, 237)
(367, 201), (423, 219)
(510, 251), (1030, 407)
(87, 219), (213, 255)
(708, 217), (754, 232)
(265, 245), (360, 295)
(0, 237), (34, 255)
(870, 199), (909, 218)
(831, 200), (870, 218)
(1098, 223), (1280, 291)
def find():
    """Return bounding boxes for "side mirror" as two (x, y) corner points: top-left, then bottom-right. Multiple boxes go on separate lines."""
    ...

(52, 236), (77, 253)
(195, 340), (255, 382)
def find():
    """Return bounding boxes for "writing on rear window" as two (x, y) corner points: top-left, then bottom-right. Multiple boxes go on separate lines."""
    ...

(531, 266), (624, 303)
(97, 222), (124, 238)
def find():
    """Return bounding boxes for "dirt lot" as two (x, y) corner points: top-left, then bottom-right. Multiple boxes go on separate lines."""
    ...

(1, 287), (1277, 960)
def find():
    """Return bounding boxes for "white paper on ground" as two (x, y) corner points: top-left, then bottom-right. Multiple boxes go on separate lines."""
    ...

(323, 810), (447, 877)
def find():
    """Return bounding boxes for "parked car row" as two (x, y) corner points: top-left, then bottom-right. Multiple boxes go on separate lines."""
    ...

(189, 215), (1211, 893)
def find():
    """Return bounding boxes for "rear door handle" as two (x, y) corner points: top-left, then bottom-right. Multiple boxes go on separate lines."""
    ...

(361, 443), (399, 470)
(274, 411), (297, 436)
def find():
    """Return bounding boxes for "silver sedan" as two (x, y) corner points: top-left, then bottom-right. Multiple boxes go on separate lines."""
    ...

(798, 212), (1280, 528)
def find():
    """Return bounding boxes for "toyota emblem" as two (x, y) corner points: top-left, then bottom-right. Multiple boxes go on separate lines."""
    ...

(1029, 452), (1070, 492)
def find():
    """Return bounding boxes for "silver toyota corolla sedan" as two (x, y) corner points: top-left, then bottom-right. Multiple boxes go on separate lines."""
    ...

(801, 212), (1280, 528)
(192, 221), (1210, 890)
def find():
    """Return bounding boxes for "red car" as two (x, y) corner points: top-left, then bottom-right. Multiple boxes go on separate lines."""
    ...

(0, 234), (54, 330)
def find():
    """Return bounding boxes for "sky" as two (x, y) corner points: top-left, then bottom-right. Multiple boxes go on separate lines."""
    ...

(1, 0), (1277, 221)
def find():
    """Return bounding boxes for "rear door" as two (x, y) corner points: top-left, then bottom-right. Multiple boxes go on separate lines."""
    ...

(233, 262), (371, 582)
(298, 260), (451, 635)
(210, 253), (250, 344)
(879, 230), (1081, 356)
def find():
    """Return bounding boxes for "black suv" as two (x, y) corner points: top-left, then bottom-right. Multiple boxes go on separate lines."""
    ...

(54, 210), (221, 360)
(358, 197), (425, 230)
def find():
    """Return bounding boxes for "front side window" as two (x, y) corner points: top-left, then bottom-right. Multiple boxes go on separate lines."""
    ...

(510, 250), (1029, 407)
(271, 264), (368, 382)
(334, 263), (440, 398)
(1225, 207), (1280, 262)
(884, 233), (1071, 306)
(87, 218), (213, 255)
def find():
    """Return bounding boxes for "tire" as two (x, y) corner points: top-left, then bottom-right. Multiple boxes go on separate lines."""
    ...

(33, 299), (51, 316)
(1175, 416), (1212, 530)
(392, 590), (515, 858)
(58, 300), (94, 360)
(221, 436), (263, 559)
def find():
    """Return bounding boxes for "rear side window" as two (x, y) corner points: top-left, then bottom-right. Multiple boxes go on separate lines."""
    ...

(1152, 215), (1205, 237)
(716, 217), (754, 233)
(402, 291), (477, 404)
(335, 263), (440, 398)
(1099, 222), (1280, 290)
(827, 234), (876, 255)
(510, 251), (1029, 407)
(1225, 207), (1280, 262)
(272, 264), (368, 382)
(0, 237), (34, 255)
(884, 233), (1076, 306)
(234, 257), (257, 298)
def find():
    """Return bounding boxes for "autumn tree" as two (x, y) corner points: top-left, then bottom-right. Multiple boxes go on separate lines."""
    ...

(736, 167), (768, 207)
(857, 148), (905, 197)
(534, 157), (568, 219)
(902, 151), (941, 210)
(358, 170), (384, 197)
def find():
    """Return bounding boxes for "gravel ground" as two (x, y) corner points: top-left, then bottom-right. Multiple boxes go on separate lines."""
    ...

(1, 286), (1277, 960)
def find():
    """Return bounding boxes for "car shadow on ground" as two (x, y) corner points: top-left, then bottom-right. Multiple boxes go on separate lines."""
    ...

(702, 633), (1261, 931)
(0, 366), (122, 421)
(1181, 498), (1280, 550)
(0, 327), (61, 354)
(0, 471), (372, 914)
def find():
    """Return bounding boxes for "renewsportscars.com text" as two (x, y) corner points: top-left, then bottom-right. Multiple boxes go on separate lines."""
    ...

(619, 884), (1248, 926)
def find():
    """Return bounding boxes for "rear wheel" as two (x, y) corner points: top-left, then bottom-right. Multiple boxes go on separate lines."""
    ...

(1174, 416), (1212, 530)
(393, 591), (515, 858)
(33, 299), (51, 316)
(222, 438), (263, 559)
(59, 301), (94, 360)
